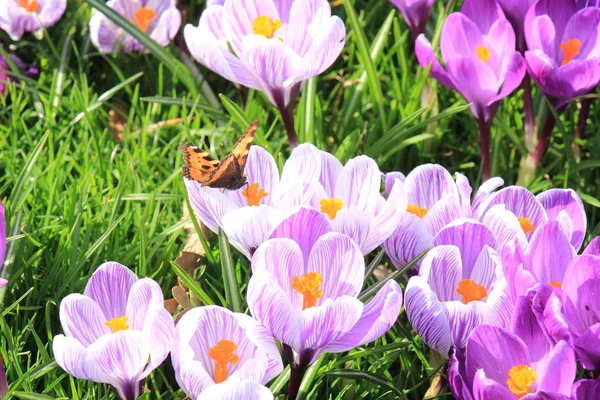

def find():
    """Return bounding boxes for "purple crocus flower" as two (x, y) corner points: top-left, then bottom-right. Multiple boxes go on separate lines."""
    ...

(0, 200), (6, 288)
(404, 220), (512, 355)
(172, 306), (282, 399)
(542, 254), (600, 372)
(53, 262), (175, 400)
(89, 0), (182, 53)
(0, 0), (66, 40)
(310, 152), (406, 255)
(0, 52), (39, 96)
(187, 144), (322, 259)
(496, 0), (536, 48)
(383, 164), (504, 269)
(247, 229), (403, 367)
(476, 186), (587, 251)
(195, 378), (274, 400)
(448, 293), (577, 400)
(387, 0), (435, 38)
(415, 0), (525, 178)
(183, 0), (345, 147)
(572, 378), (600, 399)
(524, 0), (600, 108)
(502, 221), (576, 301)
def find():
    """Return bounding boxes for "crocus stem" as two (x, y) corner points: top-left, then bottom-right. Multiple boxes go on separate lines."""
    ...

(575, 97), (591, 141)
(476, 118), (492, 181)
(285, 362), (308, 400)
(532, 111), (557, 167)
(522, 74), (536, 152)
(273, 91), (299, 148)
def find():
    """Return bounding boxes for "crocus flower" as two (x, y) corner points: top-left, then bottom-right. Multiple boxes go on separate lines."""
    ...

(89, 0), (182, 53)
(476, 186), (587, 251)
(502, 221), (576, 301)
(247, 231), (403, 367)
(383, 164), (504, 269)
(188, 144), (322, 259)
(310, 152), (406, 255)
(404, 220), (512, 355)
(171, 306), (282, 399)
(387, 0), (435, 38)
(415, 0), (525, 178)
(184, 0), (346, 146)
(448, 293), (577, 400)
(542, 254), (600, 372)
(0, 52), (39, 96)
(0, 200), (6, 288)
(496, 0), (536, 48)
(524, 0), (600, 107)
(0, 0), (66, 40)
(53, 262), (175, 400)
(195, 378), (274, 400)
(572, 379), (600, 399)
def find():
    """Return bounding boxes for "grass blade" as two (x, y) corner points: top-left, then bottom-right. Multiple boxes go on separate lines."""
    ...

(218, 229), (243, 313)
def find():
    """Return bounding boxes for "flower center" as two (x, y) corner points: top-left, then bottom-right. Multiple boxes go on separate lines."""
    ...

(252, 15), (282, 39)
(242, 183), (269, 206)
(475, 45), (492, 63)
(320, 197), (344, 220)
(208, 339), (239, 384)
(407, 204), (428, 219)
(19, 0), (39, 12)
(105, 316), (129, 333)
(518, 217), (536, 235)
(506, 365), (537, 398)
(560, 39), (582, 66)
(549, 280), (562, 289)
(292, 272), (324, 310)
(133, 8), (156, 33)
(456, 279), (488, 304)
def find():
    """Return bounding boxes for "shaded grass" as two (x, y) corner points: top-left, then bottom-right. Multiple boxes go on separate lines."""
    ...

(0, 0), (599, 398)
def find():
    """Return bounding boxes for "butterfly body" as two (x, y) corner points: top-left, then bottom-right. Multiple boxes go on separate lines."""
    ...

(179, 119), (258, 191)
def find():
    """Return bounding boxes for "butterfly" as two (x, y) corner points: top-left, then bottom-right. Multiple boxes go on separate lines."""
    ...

(179, 119), (258, 191)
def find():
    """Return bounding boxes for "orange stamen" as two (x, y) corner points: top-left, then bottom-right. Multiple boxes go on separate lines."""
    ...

(242, 183), (268, 207)
(560, 39), (582, 66)
(19, 0), (39, 12)
(518, 217), (536, 235)
(208, 340), (239, 384)
(456, 279), (488, 304)
(506, 365), (537, 398)
(133, 8), (156, 33)
(407, 204), (428, 219)
(252, 15), (283, 39)
(320, 198), (344, 220)
(292, 272), (324, 310)
(549, 281), (562, 289)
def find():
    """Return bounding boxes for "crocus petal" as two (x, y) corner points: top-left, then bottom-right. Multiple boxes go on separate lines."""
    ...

(185, 179), (238, 233)
(268, 208), (332, 261)
(277, 143), (322, 208)
(419, 245), (462, 302)
(573, 324), (600, 371)
(440, 13), (483, 62)
(228, 146), (280, 208)
(571, 379), (600, 400)
(247, 270), (302, 350)
(222, 0), (280, 52)
(83, 262), (138, 321)
(472, 177), (504, 213)
(300, 16), (346, 77)
(323, 280), (403, 353)
(488, 51), (526, 105)
(481, 204), (527, 250)
(59, 294), (110, 347)
(455, 173), (473, 215)
(422, 197), (464, 237)
(317, 150), (343, 196)
(333, 156), (382, 214)
(53, 335), (106, 383)
(461, 0), (505, 34)
(562, 255), (600, 337)
(536, 189), (587, 251)
(444, 301), (486, 349)
(285, 0), (332, 56)
(307, 232), (364, 299)
(511, 294), (553, 367)
(329, 209), (372, 255)
(405, 276), (452, 354)
(384, 171), (406, 198)
(383, 212), (433, 270)
(197, 378), (274, 400)
(448, 347), (474, 400)
(527, 221), (576, 285)
(583, 237), (600, 256)
(415, 34), (458, 90)
(472, 369), (516, 400)
(537, 340), (577, 395)
(175, 361), (215, 399)
(404, 164), (459, 209)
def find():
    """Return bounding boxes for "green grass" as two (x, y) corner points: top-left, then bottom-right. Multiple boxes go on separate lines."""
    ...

(1, 0), (599, 399)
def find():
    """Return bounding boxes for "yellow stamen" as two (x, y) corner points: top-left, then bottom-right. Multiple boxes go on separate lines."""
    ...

(560, 39), (582, 66)
(208, 340), (239, 384)
(549, 281), (562, 289)
(252, 15), (283, 39)
(456, 279), (488, 304)
(506, 365), (537, 398)
(19, 0), (39, 12)
(518, 217), (536, 235)
(475, 45), (492, 63)
(407, 204), (429, 219)
(133, 8), (156, 33)
(242, 183), (269, 207)
(292, 272), (324, 310)
(320, 197), (344, 220)
(105, 316), (129, 333)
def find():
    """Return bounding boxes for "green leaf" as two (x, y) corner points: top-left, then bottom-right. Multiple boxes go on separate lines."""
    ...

(218, 229), (243, 313)
(170, 262), (215, 306)
(323, 369), (406, 397)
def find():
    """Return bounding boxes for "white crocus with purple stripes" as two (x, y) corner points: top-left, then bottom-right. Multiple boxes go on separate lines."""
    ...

(53, 262), (174, 400)
(247, 225), (403, 367)
(171, 306), (282, 399)
(89, 0), (182, 53)
(184, 0), (346, 109)
(0, 0), (66, 40)
(196, 378), (274, 400)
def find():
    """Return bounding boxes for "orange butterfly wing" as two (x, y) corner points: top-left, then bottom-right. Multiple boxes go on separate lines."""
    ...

(179, 142), (220, 184)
